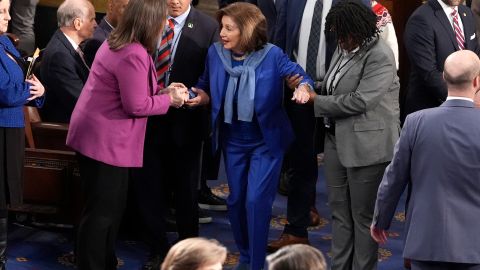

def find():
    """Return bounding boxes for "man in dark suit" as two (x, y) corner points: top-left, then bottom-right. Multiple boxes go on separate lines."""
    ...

(131, 0), (218, 269)
(268, 0), (370, 251)
(83, 0), (129, 67)
(371, 50), (480, 270)
(403, 0), (479, 119)
(39, 0), (97, 123)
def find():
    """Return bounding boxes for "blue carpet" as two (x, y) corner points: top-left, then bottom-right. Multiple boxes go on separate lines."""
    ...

(5, 164), (407, 269)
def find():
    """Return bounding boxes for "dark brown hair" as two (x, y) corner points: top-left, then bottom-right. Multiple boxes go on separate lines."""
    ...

(108, 0), (167, 53)
(217, 2), (267, 53)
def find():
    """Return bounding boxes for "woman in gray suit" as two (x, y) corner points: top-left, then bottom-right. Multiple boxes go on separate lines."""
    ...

(293, 1), (400, 269)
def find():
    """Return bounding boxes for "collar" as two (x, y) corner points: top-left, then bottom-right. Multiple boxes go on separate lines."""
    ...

(437, 0), (458, 14)
(446, 96), (474, 102)
(62, 31), (79, 51)
(341, 46), (360, 57)
(104, 17), (114, 30)
(168, 5), (191, 26)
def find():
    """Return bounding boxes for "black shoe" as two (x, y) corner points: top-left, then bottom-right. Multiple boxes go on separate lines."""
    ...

(142, 253), (163, 270)
(198, 189), (227, 211)
(198, 207), (213, 224)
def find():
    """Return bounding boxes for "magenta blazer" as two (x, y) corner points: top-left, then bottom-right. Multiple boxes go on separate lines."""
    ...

(66, 42), (171, 167)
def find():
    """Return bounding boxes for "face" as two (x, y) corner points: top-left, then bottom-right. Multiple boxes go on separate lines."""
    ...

(77, 4), (97, 41)
(167, 0), (192, 17)
(220, 16), (242, 53)
(0, 0), (10, 34)
(197, 262), (223, 270)
(338, 36), (358, 52)
(441, 0), (463, 6)
(107, 0), (129, 27)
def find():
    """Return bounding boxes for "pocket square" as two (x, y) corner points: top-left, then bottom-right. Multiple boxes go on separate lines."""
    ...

(471, 33), (476, 40)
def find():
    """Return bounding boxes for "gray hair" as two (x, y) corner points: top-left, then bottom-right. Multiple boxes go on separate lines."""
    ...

(57, 0), (90, 27)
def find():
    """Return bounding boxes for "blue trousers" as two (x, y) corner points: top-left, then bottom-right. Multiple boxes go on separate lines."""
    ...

(222, 136), (282, 270)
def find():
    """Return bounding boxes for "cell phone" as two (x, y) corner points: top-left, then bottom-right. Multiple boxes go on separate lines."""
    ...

(188, 88), (198, 99)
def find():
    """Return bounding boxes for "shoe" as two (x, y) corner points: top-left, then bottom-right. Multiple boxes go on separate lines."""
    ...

(142, 253), (163, 270)
(404, 258), (411, 269)
(198, 189), (227, 211)
(267, 233), (309, 252)
(309, 206), (321, 227)
(198, 207), (213, 224)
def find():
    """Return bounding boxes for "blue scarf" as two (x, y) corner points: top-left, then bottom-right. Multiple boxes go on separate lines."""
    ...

(214, 42), (274, 123)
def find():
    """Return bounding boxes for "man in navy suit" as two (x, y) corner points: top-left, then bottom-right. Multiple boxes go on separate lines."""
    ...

(268, 0), (370, 251)
(403, 0), (480, 119)
(371, 50), (480, 270)
(39, 0), (97, 123)
(83, 0), (130, 67)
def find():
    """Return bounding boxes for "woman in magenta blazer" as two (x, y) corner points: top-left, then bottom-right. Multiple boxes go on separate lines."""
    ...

(66, 0), (188, 268)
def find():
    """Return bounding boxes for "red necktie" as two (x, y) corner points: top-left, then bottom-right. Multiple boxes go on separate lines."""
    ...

(451, 8), (465, 50)
(155, 19), (175, 88)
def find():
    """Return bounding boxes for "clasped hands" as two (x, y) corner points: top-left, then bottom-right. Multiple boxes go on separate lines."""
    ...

(287, 74), (315, 104)
(160, 83), (209, 108)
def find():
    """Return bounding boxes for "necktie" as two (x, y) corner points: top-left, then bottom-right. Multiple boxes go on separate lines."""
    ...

(451, 8), (465, 50)
(155, 19), (175, 88)
(306, 0), (323, 78)
(76, 47), (90, 71)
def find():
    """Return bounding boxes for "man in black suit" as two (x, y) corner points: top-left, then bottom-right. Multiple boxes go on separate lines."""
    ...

(131, 0), (218, 269)
(83, 0), (129, 67)
(404, 0), (479, 119)
(39, 0), (97, 123)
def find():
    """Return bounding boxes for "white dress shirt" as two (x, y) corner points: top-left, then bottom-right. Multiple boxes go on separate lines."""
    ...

(437, 0), (464, 35)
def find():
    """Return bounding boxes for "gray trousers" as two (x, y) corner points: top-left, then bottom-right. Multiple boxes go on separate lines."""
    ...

(10, 0), (39, 55)
(324, 133), (387, 270)
(411, 260), (480, 270)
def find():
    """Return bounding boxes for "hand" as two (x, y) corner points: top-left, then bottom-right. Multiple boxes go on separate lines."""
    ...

(26, 74), (45, 101)
(370, 224), (388, 245)
(168, 82), (187, 89)
(291, 84), (313, 104)
(185, 87), (210, 107)
(168, 86), (188, 108)
(285, 74), (303, 90)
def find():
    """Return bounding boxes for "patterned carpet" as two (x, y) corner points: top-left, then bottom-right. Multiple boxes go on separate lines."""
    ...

(5, 164), (407, 269)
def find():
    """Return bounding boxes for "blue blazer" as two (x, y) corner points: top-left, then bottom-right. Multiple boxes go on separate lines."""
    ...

(0, 35), (43, 127)
(373, 99), (480, 263)
(404, 0), (480, 116)
(196, 43), (313, 157)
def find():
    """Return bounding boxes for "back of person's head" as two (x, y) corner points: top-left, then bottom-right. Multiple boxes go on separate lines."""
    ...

(161, 238), (227, 270)
(443, 50), (480, 95)
(57, 0), (92, 27)
(216, 2), (267, 53)
(108, 0), (167, 54)
(267, 244), (326, 270)
(106, 0), (130, 28)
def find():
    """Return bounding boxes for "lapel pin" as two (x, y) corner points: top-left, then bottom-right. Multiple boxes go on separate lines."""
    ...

(464, 12), (467, 17)
(188, 22), (193, 28)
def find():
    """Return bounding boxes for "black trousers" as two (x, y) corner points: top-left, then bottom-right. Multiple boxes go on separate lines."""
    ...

(0, 127), (24, 209)
(283, 104), (318, 238)
(76, 154), (129, 270)
(131, 118), (200, 256)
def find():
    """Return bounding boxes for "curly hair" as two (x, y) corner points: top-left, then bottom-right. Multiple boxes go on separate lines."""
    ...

(325, 0), (379, 49)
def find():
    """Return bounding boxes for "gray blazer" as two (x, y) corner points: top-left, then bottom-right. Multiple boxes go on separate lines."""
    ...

(373, 99), (480, 263)
(314, 37), (400, 167)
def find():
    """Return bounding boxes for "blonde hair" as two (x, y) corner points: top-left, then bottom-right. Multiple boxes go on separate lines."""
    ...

(267, 244), (327, 270)
(161, 238), (227, 270)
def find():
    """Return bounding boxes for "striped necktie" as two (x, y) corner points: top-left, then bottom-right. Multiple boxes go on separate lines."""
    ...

(306, 0), (323, 79)
(155, 19), (175, 88)
(451, 8), (465, 50)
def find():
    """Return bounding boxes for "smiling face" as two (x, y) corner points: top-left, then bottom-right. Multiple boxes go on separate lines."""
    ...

(0, 0), (10, 35)
(220, 15), (242, 54)
(167, 0), (191, 17)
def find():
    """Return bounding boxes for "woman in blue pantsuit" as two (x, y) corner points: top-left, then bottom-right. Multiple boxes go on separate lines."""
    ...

(193, 3), (313, 269)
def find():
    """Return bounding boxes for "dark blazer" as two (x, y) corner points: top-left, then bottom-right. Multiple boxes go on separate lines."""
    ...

(404, 0), (480, 116)
(83, 17), (113, 67)
(257, 0), (277, 41)
(373, 99), (480, 263)
(157, 8), (219, 147)
(39, 30), (90, 123)
(274, 0), (371, 69)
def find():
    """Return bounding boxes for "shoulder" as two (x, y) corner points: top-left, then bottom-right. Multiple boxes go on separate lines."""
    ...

(189, 8), (218, 31)
(115, 43), (150, 67)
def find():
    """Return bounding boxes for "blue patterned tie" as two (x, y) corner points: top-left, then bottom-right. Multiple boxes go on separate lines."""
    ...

(306, 0), (323, 78)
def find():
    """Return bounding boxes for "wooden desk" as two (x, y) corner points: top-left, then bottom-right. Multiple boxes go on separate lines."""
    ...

(39, 0), (106, 13)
